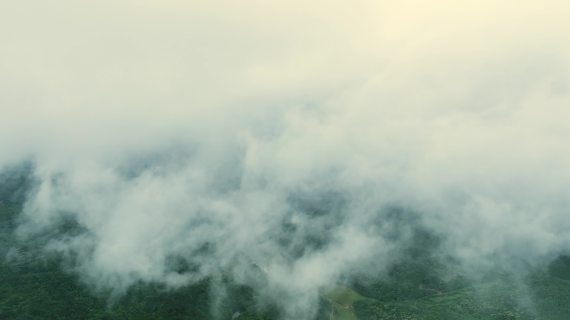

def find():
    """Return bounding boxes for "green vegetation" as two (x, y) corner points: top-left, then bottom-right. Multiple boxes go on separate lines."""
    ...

(317, 256), (570, 320)
(321, 229), (570, 320)
(2, 177), (570, 319)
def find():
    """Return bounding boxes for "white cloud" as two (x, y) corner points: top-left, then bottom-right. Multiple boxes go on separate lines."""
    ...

(2, 1), (570, 318)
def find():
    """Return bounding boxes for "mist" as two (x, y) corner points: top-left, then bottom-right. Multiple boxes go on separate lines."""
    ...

(1, 1), (570, 318)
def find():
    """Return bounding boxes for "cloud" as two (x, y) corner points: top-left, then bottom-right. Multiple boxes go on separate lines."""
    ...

(1, 0), (570, 318)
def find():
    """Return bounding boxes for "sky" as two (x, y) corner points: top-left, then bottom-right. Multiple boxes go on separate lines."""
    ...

(1, 1), (570, 318)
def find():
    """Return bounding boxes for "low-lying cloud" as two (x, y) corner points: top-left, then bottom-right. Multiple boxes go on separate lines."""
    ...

(1, 0), (570, 318)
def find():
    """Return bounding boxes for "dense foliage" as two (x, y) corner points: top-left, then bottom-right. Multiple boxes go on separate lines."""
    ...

(1, 169), (570, 319)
